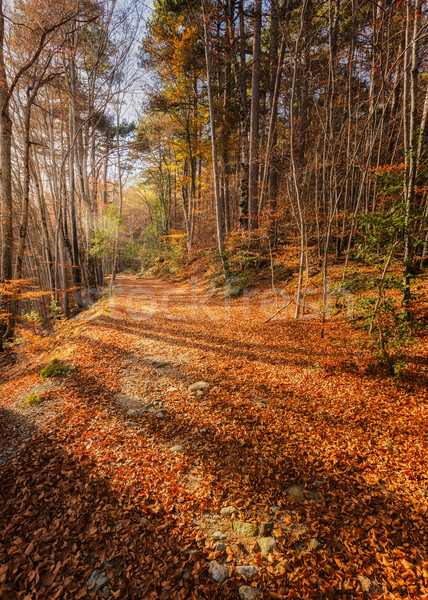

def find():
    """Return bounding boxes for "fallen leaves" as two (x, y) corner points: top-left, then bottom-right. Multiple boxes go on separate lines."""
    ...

(0, 275), (427, 598)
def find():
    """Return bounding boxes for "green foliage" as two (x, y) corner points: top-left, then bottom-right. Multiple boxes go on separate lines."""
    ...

(40, 358), (75, 379)
(49, 298), (63, 321)
(24, 309), (42, 325)
(340, 271), (378, 293)
(354, 204), (405, 264)
(90, 206), (120, 259)
(25, 393), (45, 405)
(119, 241), (142, 273)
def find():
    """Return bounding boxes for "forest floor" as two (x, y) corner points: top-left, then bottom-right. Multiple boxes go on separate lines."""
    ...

(0, 274), (428, 600)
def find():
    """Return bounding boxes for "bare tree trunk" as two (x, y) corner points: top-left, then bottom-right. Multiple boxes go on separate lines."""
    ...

(0, 0), (13, 346)
(202, 0), (225, 267)
(248, 0), (262, 231)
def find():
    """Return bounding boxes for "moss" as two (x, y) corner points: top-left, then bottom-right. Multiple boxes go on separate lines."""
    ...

(26, 393), (45, 405)
(40, 358), (75, 378)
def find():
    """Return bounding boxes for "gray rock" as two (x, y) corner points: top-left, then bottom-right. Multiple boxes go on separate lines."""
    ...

(124, 421), (140, 428)
(212, 531), (227, 540)
(88, 570), (108, 592)
(258, 537), (276, 556)
(259, 521), (273, 537)
(170, 444), (184, 453)
(140, 517), (148, 524)
(238, 586), (261, 600)
(220, 506), (238, 517)
(102, 586), (111, 599)
(188, 381), (210, 392)
(291, 523), (308, 539)
(308, 537), (322, 551)
(233, 521), (259, 537)
(276, 560), (289, 575)
(357, 575), (383, 596)
(215, 543), (227, 553)
(127, 409), (144, 417)
(209, 560), (229, 583)
(286, 484), (306, 502)
(235, 565), (259, 579)
(155, 411), (165, 419)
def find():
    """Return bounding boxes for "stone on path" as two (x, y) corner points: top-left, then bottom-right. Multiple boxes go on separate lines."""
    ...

(238, 586), (261, 600)
(167, 387), (178, 392)
(215, 543), (227, 552)
(87, 570), (108, 592)
(233, 521), (259, 537)
(212, 531), (227, 540)
(220, 506), (238, 517)
(308, 537), (322, 551)
(276, 560), (289, 575)
(124, 421), (140, 428)
(235, 565), (259, 579)
(259, 521), (273, 537)
(357, 575), (383, 596)
(258, 537), (276, 556)
(287, 484), (319, 502)
(170, 444), (184, 453)
(188, 381), (210, 392)
(209, 560), (229, 583)
(127, 409), (144, 417)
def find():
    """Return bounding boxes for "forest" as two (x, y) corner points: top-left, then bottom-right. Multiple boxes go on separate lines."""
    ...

(0, 0), (427, 599)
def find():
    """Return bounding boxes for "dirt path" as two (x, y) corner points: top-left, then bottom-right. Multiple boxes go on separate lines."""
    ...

(0, 276), (427, 599)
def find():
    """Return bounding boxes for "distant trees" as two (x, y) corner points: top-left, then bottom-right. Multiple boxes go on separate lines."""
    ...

(0, 0), (140, 348)
(136, 0), (428, 312)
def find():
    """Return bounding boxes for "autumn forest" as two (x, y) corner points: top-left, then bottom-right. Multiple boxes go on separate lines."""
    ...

(0, 0), (428, 598)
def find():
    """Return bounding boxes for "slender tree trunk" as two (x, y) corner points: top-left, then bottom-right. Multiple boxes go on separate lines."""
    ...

(248, 0), (262, 231)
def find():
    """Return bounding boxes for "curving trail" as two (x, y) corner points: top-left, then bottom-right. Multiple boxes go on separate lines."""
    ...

(0, 276), (427, 599)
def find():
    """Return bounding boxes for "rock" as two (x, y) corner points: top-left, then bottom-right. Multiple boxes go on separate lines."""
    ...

(220, 506), (238, 517)
(188, 381), (210, 392)
(196, 390), (204, 397)
(209, 560), (229, 583)
(258, 537), (276, 556)
(291, 523), (308, 539)
(137, 428), (146, 435)
(140, 517), (148, 524)
(235, 565), (259, 579)
(212, 531), (227, 540)
(308, 537), (322, 551)
(127, 409), (144, 417)
(170, 444), (184, 453)
(233, 521), (259, 537)
(238, 586), (261, 600)
(167, 387), (178, 392)
(259, 521), (273, 537)
(155, 412), (165, 419)
(215, 543), (227, 553)
(102, 586), (111, 599)
(276, 560), (289, 575)
(124, 421), (140, 428)
(357, 575), (383, 596)
(286, 484), (306, 502)
(88, 569), (108, 592)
